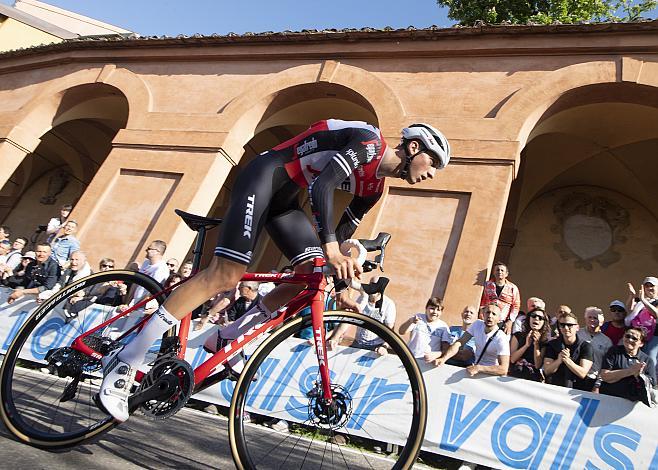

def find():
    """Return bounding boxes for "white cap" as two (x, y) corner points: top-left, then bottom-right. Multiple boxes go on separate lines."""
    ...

(643, 276), (658, 286)
(609, 300), (626, 310)
(22, 251), (36, 260)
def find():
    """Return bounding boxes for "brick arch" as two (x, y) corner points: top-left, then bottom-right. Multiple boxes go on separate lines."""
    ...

(219, 62), (405, 160)
(497, 61), (621, 149)
(9, 66), (150, 144)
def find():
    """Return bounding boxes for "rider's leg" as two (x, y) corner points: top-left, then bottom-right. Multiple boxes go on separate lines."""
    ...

(99, 257), (245, 422)
(117, 256), (245, 366)
(213, 260), (314, 344)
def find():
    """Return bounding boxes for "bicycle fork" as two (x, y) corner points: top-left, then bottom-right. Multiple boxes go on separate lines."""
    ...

(311, 259), (333, 403)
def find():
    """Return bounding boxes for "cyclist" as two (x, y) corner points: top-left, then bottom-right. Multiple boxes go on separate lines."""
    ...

(100, 119), (450, 422)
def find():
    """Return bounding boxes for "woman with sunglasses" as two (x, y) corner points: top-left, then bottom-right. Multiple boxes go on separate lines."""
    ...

(509, 308), (550, 381)
(599, 326), (656, 405)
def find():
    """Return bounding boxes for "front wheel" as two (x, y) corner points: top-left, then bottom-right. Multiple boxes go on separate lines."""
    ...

(0, 270), (165, 448)
(229, 310), (427, 470)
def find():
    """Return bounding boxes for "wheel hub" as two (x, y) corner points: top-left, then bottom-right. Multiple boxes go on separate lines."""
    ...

(307, 384), (352, 429)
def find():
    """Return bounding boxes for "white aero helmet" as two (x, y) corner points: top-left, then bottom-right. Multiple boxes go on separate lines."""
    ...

(401, 123), (451, 169)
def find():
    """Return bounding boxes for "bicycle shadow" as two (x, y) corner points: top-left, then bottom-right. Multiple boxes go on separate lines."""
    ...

(0, 408), (236, 469)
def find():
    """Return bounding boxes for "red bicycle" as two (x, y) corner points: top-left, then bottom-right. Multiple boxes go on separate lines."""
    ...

(0, 209), (427, 469)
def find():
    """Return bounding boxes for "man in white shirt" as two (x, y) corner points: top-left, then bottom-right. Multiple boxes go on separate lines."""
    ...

(327, 285), (396, 356)
(433, 303), (510, 377)
(124, 240), (170, 309)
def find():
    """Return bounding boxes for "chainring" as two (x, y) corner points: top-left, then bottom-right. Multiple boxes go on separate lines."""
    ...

(137, 356), (195, 420)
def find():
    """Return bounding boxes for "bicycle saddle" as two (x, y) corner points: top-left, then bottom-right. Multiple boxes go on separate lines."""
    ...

(175, 209), (223, 232)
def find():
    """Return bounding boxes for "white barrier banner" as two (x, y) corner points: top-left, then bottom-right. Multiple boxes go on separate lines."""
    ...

(1, 286), (657, 469)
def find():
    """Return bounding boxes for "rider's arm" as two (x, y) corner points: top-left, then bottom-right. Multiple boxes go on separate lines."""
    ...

(335, 194), (382, 245)
(308, 127), (382, 246)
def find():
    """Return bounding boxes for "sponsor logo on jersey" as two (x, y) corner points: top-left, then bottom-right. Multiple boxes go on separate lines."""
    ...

(345, 148), (359, 167)
(296, 138), (318, 156)
(365, 143), (376, 161)
(244, 194), (256, 239)
(341, 180), (351, 191)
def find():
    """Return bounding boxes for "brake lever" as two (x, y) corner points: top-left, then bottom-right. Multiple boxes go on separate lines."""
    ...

(358, 232), (391, 272)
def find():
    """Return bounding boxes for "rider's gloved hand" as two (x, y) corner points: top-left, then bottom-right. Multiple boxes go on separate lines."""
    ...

(323, 241), (363, 280)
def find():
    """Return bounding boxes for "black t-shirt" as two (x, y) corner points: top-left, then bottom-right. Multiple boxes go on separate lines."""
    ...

(545, 336), (593, 390)
(495, 284), (504, 298)
(600, 345), (656, 401)
(512, 332), (547, 364)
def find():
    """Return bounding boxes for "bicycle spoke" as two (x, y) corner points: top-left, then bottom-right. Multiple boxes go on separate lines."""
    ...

(231, 312), (425, 469)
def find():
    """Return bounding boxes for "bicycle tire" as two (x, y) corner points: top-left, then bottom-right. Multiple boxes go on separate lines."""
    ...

(229, 310), (427, 470)
(0, 270), (165, 449)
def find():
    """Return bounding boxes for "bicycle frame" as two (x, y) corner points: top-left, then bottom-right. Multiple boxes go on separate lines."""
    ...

(70, 257), (335, 402)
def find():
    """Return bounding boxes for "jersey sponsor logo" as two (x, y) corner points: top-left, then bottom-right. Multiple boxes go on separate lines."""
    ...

(361, 139), (379, 162)
(243, 194), (256, 239)
(341, 180), (351, 191)
(296, 138), (318, 156)
(345, 148), (359, 167)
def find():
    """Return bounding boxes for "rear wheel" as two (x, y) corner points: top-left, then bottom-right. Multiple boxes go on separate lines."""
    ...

(229, 310), (427, 470)
(0, 270), (165, 448)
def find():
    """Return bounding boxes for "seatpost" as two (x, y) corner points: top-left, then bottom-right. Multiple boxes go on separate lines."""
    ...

(191, 226), (206, 273)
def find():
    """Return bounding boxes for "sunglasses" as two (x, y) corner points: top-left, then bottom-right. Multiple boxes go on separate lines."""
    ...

(166, 263), (176, 267)
(528, 313), (545, 321)
(558, 322), (578, 329)
(610, 307), (626, 313)
(100, 264), (114, 269)
(624, 334), (641, 342)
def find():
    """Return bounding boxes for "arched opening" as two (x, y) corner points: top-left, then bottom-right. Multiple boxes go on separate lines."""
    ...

(0, 83), (129, 247)
(193, 82), (378, 270)
(500, 82), (658, 315)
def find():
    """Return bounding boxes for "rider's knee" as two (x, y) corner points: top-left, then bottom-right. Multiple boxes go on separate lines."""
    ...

(200, 257), (245, 292)
(293, 260), (316, 274)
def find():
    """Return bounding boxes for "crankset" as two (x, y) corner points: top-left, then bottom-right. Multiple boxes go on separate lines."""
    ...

(131, 355), (194, 420)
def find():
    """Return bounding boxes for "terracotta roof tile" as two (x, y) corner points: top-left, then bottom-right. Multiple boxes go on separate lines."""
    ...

(1, 20), (656, 58)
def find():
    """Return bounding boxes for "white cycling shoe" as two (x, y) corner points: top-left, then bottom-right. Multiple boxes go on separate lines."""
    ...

(99, 348), (136, 423)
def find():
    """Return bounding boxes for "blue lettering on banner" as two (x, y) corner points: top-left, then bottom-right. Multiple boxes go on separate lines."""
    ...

(348, 377), (409, 430)
(30, 317), (67, 360)
(2, 309), (30, 351)
(286, 365), (337, 421)
(220, 375), (235, 402)
(355, 353), (377, 368)
(551, 397), (600, 470)
(584, 424), (640, 470)
(649, 444), (658, 470)
(440, 393), (499, 452)
(491, 408), (562, 468)
(246, 358), (280, 408)
(190, 347), (208, 370)
(64, 306), (102, 336)
(260, 344), (311, 411)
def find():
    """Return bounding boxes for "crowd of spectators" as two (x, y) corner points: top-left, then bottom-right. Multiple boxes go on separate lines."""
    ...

(0, 204), (199, 318)
(404, 260), (657, 409)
